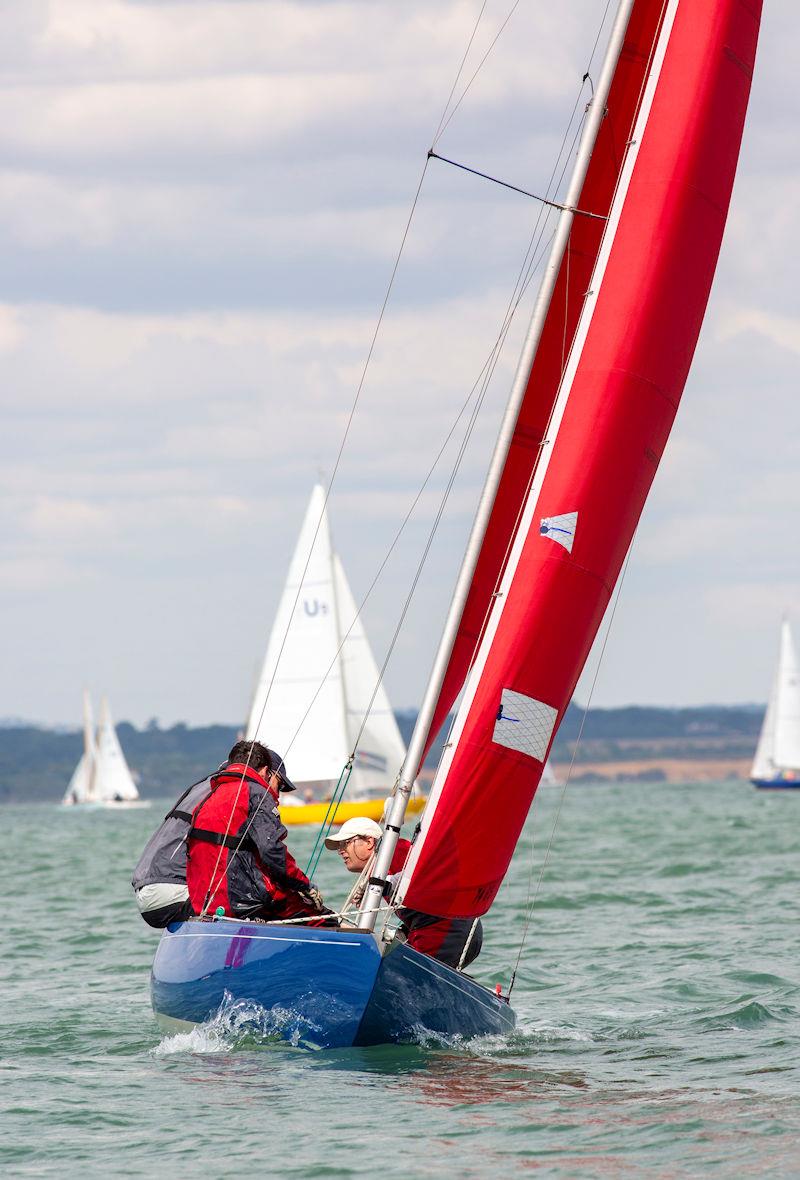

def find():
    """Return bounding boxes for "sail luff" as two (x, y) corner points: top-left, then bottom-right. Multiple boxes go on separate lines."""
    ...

(400, 0), (762, 918)
(356, 0), (639, 931)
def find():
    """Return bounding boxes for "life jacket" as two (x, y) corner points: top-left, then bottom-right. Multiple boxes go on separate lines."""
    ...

(186, 764), (278, 917)
(131, 773), (215, 894)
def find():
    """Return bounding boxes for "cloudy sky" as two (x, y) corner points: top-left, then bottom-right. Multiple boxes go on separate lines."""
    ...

(2, 0), (797, 729)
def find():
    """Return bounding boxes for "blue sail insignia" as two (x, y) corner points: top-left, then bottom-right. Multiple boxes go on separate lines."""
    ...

(492, 689), (557, 761)
(539, 511), (578, 554)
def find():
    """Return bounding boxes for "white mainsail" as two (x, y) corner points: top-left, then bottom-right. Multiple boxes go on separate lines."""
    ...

(246, 485), (406, 796)
(751, 620), (800, 783)
(93, 696), (141, 803)
(62, 689), (96, 805)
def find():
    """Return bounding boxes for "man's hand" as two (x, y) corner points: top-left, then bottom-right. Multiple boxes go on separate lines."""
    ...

(305, 883), (325, 912)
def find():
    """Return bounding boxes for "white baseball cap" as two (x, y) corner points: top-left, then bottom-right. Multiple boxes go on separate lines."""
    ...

(324, 817), (383, 850)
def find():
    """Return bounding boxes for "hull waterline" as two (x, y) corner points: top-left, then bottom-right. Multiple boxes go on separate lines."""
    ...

(751, 776), (800, 790)
(151, 918), (515, 1049)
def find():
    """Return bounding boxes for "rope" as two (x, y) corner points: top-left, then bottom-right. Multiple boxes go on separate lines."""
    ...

(208, 910), (352, 928)
(304, 760), (353, 879)
(428, 152), (608, 220)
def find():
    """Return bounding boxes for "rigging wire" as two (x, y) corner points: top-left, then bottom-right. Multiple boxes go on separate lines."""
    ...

(432, 0), (526, 149)
(432, 0), (490, 145)
(249, 3), (598, 762)
(198, 6), (541, 908)
(204, 0), (639, 914)
(346, 73), (606, 768)
(246, 154), (432, 749)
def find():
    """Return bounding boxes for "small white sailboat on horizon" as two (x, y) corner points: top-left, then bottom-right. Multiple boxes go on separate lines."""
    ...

(750, 619), (800, 789)
(246, 484), (424, 825)
(63, 693), (149, 808)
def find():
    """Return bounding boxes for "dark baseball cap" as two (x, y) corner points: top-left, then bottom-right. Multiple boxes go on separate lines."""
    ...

(266, 748), (297, 793)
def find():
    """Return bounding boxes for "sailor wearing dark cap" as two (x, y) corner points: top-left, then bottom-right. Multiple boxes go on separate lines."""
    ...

(185, 740), (324, 920)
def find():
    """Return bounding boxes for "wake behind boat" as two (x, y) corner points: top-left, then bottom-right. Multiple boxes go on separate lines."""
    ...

(149, 0), (761, 1048)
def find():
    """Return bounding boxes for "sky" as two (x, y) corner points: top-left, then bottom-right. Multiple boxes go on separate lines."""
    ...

(2, 0), (797, 729)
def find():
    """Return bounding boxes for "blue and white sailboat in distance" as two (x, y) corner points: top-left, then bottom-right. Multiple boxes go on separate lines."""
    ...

(751, 620), (800, 789)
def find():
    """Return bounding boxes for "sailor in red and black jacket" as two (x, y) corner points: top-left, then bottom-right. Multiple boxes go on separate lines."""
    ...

(325, 817), (482, 970)
(186, 740), (324, 921)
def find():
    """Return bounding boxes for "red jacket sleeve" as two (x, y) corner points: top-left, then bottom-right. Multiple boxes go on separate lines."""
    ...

(247, 785), (311, 892)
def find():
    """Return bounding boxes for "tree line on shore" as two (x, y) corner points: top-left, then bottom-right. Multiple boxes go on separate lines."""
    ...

(0, 703), (762, 803)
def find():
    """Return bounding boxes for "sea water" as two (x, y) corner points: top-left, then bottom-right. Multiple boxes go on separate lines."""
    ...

(2, 781), (798, 1177)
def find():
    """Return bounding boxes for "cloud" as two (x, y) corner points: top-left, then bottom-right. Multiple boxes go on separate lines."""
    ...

(1, 0), (798, 726)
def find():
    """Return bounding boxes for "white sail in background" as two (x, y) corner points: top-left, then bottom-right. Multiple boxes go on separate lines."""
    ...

(333, 552), (407, 797)
(93, 697), (141, 803)
(751, 621), (800, 784)
(62, 689), (96, 805)
(246, 485), (406, 795)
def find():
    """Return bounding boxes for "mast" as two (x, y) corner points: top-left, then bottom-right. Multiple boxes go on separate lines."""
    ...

(357, 0), (636, 931)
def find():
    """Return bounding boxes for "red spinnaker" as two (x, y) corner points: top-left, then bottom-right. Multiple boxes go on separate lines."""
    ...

(422, 0), (668, 759)
(403, 0), (761, 918)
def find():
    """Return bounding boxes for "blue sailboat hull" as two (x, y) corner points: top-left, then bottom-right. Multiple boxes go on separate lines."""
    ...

(751, 776), (800, 789)
(151, 919), (515, 1049)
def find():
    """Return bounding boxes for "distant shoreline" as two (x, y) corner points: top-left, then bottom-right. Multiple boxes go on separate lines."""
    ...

(0, 704), (762, 801)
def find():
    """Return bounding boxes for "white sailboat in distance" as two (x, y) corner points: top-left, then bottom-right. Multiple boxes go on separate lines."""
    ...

(751, 619), (800, 789)
(246, 485), (423, 825)
(63, 693), (149, 808)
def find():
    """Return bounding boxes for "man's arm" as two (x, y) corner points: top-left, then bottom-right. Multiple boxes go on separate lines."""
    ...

(247, 788), (311, 891)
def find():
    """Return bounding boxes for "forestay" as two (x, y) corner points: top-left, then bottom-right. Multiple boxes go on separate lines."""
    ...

(398, 0), (762, 919)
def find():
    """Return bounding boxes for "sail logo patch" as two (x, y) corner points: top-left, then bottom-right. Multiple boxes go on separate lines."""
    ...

(492, 689), (557, 762)
(539, 511), (578, 554)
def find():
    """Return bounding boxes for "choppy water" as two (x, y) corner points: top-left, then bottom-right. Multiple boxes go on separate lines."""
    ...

(2, 781), (799, 1177)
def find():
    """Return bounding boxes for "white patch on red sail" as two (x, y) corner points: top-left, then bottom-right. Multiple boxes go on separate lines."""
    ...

(492, 689), (557, 761)
(539, 511), (578, 553)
